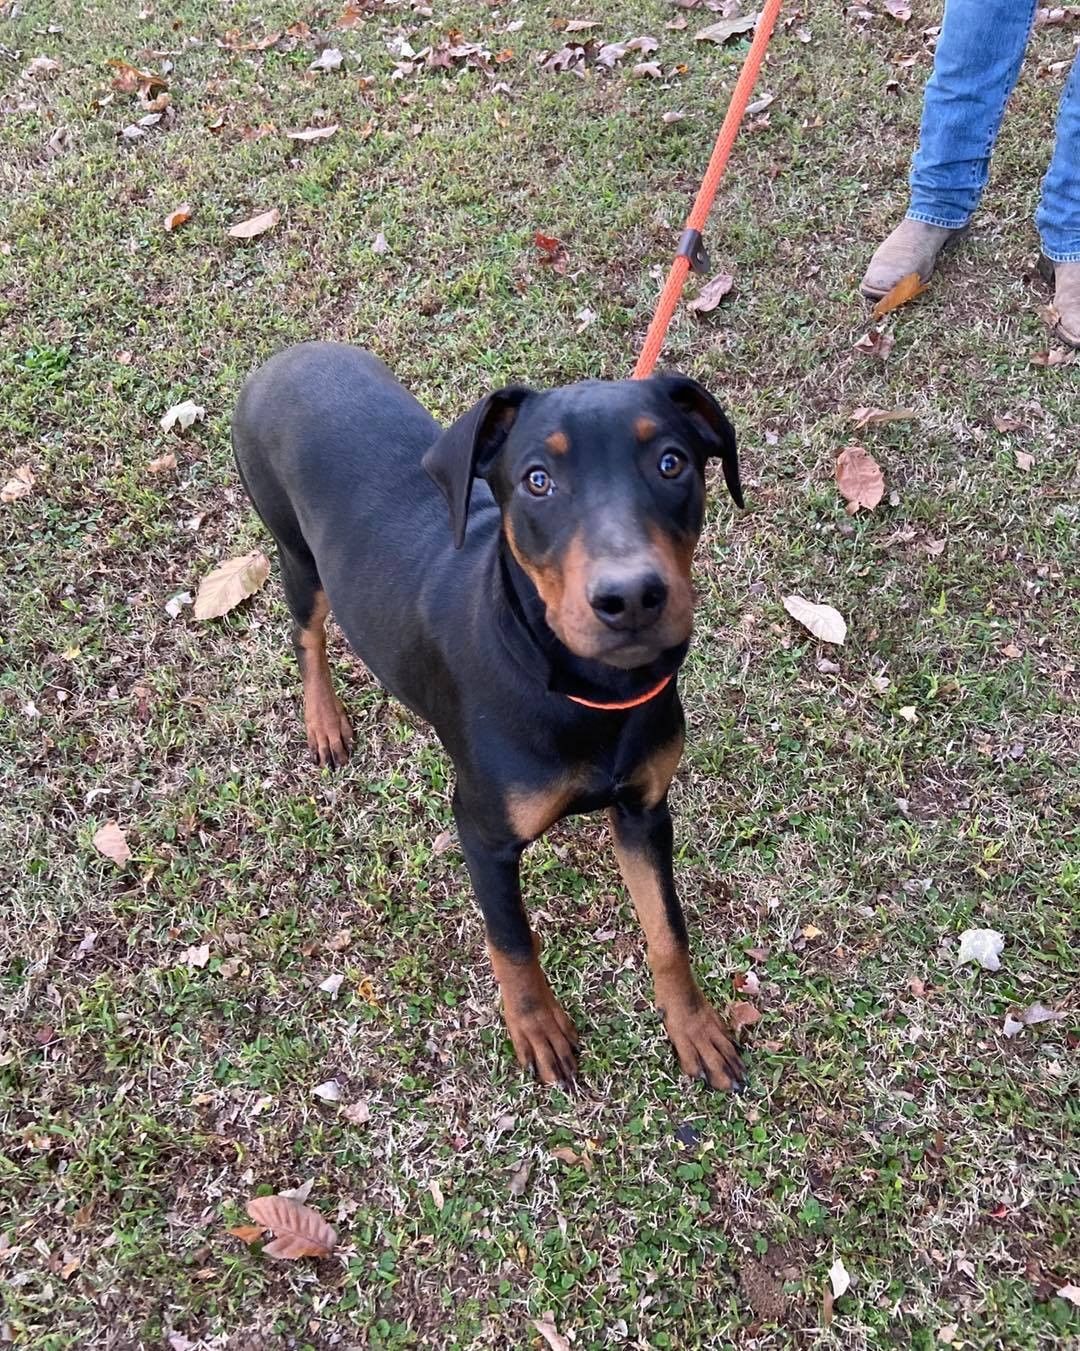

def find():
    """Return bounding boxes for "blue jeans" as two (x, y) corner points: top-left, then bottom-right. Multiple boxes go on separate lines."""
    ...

(908, 0), (1080, 263)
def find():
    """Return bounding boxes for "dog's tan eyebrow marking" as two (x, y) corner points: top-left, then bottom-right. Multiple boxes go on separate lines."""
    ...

(545, 431), (570, 455)
(635, 416), (658, 442)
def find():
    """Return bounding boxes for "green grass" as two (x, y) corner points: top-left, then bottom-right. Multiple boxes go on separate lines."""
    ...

(1, 0), (1078, 1347)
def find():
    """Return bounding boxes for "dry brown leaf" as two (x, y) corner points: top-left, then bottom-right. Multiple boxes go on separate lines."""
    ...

(193, 550), (270, 620)
(688, 272), (735, 315)
(850, 406), (914, 428)
(852, 327), (895, 360)
(835, 444), (885, 513)
(245, 1195), (337, 1260)
(871, 271), (928, 319)
(727, 1000), (761, 1034)
(783, 595), (847, 645)
(310, 47), (344, 72)
(883, 0), (912, 19)
(508, 1162), (530, 1196)
(992, 413), (1024, 432)
(228, 1223), (266, 1244)
(565, 18), (601, 31)
(227, 208), (281, 240)
(1031, 347), (1074, 366)
(25, 55), (62, 78)
(148, 452), (176, 473)
(1014, 450), (1035, 471)
(695, 14), (759, 42)
(93, 821), (131, 865)
(428, 1180), (445, 1211)
(633, 60), (663, 78)
(532, 1314), (572, 1351)
(286, 124), (340, 142)
(164, 204), (191, 231)
(2, 465), (35, 503)
(108, 58), (167, 96)
(432, 829), (453, 855)
(342, 1100), (371, 1125)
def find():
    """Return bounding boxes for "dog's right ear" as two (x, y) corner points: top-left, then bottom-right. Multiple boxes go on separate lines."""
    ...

(422, 387), (533, 549)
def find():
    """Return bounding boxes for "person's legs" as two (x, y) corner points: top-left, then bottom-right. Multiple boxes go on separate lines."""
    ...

(1036, 53), (1080, 346)
(862, 0), (1037, 297)
(908, 0), (1038, 229)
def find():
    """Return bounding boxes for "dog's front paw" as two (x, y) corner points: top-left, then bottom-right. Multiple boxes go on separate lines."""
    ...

(304, 689), (354, 768)
(504, 995), (579, 1088)
(662, 996), (746, 1092)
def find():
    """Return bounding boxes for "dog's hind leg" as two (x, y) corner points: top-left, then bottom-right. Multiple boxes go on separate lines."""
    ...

(280, 547), (354, 768)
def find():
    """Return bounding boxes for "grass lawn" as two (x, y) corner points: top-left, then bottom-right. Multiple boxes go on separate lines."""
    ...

(2, 0), (1078, 1346)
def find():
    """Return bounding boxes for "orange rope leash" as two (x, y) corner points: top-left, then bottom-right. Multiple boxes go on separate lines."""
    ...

(632, 0), (784, 380)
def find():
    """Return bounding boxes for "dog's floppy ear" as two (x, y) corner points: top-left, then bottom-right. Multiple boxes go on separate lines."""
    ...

(422, 387), (534, 548)
(652, 373), (743, 508)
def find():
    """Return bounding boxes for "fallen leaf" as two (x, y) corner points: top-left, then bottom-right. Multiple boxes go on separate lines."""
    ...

(1014, 449), (1035, 471)
(1057, 1284), (1080, 1306)
(829, 1256), (851, 1298)
(165, 590), (193, 619)
(432, 829), (453, 855)
(872, 272), (928, 319)
(688, 272), (735, 315)
(319, 972), (344, 996)
(327, 928), (352, 950)
(534, 231), (568, 273)
(25, 55), (62, 78)
(633, 60), (663, 77)
(883, 0), (912, 19)
(181, 943), (211, 969)
(148, 452), (176, 473)
(76, 930), (98, 957)
(312, 1079), (343, 1103)
(992, 413), (1024, 433)
(245, 1195), (337, 1260)
(160, 400), (205, 433)
(1002, 1012), (1024, 1038)
(852, 327), (895, 360)
(835, 444), (885, 513)
(1031, 347), (1074, 366)
(108, 58), (167, 97)
(310, 47), (343, 72)
(508, 1162), (530, 1196)
(2, 465), (35, 503)
(279, 1178), (315, 1203)
(733, 971), (760, 996)
(372, 232), (389, 254)
(783, 595), (847, 645)
(163, 203), (191, 231)
(1000, 643), (1022, 658)
(958, 928), (1005, 971)
(575, 307), (596, 334)
(897, 705), (917, 724)
(727, 1001), (761, 1034)
(1020, 1001), (1064, 1027)
(343, 1100), (371, 1125)
(801, 923), (824, 939)
(850, 406), (915, 428)
(193, 551), (270, 620)
(550, 1146), (583, 1164)
(746, 92), (775, 115)
(286, 124), (340, 142)
(93, 822), (131, 865)
(532, 1314), (571, 1351)
(627, 34), (661, 52)
(228, 208), (281, 240)
(937, 1323), (959, 1345)
(337, 5), (365, 28)
(695, 14), (759, 43)
(428, 1180), (444, 1211)
(666, 15), (688, 29)
(661, 109), (687, 123)
(565, 18), (601, 31)
(227, 1223), (266, 1244)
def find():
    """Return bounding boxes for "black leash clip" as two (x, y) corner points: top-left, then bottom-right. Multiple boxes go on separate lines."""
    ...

(676, 228), (710, 275)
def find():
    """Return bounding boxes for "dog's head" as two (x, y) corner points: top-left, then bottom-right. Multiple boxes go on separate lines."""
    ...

(422, 375), (741, 670)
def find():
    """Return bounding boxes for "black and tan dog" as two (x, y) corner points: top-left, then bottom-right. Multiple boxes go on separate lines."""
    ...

(232, 342), (746, 1091)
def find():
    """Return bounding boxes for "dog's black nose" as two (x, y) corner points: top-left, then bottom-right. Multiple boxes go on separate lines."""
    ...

(589, 570), (668, 630)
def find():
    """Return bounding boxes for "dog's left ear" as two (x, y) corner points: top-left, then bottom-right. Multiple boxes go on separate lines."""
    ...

(652, 373), (743, 509)
(422, 387), (534, 548)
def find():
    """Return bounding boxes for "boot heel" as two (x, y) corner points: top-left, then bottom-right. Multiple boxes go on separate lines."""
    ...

(1036, 253), (1055, 285)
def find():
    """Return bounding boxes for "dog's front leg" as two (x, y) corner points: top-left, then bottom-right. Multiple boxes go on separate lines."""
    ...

(453, 794), (579, 1086)
(609, 798), (745, 1091)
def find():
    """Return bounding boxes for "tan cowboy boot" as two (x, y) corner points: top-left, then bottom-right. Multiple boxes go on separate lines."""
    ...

(860, 218), (966, 299)
(1038, 255), (1080, 348)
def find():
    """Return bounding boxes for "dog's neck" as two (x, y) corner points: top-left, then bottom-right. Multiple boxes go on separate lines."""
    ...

(494, 541), (688, 707)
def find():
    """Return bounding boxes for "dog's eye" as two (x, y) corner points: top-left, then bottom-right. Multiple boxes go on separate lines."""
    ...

(524, 467), (554, 497)
(658, 450), (686, 479)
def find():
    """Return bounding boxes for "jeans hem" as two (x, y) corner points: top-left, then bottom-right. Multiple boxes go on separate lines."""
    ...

(1040, 250), (1080, 265)
(906, 209), (971, 231)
